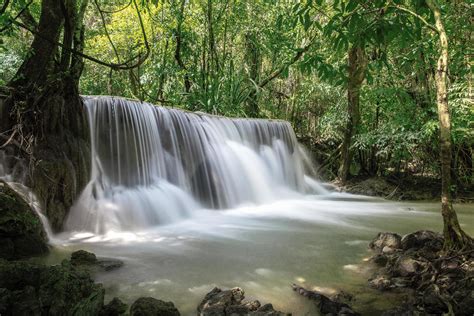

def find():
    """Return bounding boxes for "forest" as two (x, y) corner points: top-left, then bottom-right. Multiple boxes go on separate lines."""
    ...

(0, 0), (473, 315)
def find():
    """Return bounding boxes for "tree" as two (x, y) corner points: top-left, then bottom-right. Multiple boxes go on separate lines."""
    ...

(423, 0), (472, 251)
(0, 0), (149, 231)
(1, 0), (91, 231)
(338, 45), (367, 182)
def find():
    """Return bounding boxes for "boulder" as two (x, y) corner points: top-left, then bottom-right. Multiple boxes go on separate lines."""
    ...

(401, 231), (443, 252)
(0, 181), (48, 260)
(100, 297), (128, 316)
(368, 276), (393, 291)
(421, 285), (448, 314)
(130, 297), (180, 316)
(198, 287), (289, 316)
(71, 250), (123, 272)
(0, 259), (104, 315)
(370, 254), (389, 267)
(291, 284), (359, 315)
(393, 255), (424, 277)
(369, 233), (402, 253)
(71, 249), (97, 265)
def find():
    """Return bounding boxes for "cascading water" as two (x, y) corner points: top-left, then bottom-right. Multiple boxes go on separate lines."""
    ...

(66, 96), (327, 234)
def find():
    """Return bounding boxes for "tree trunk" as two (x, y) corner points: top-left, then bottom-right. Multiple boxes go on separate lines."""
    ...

(245, 32), (261, 117)
(338, 45), (367, 183)
(174, 0), (191, 94)
(1, 0), (90, 231)
(426, 0), (472, 251)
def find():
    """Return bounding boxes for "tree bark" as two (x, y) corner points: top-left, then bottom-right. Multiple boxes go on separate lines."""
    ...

(1, 0), (90, 231)
(245, 32), (261, 117)
(338, 45), (367, 183)
(174, 0), (191, 94)
(426, 0), (472, 251)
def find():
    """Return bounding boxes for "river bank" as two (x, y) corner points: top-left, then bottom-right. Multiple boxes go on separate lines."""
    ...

(2, 180), (473, 315)
(332, 175), (474, 202)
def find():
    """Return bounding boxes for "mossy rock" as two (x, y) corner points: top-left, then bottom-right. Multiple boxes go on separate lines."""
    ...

(0, 259), (105, 315)
(0, 181), (48, 260)
(130, 297), (180, 316)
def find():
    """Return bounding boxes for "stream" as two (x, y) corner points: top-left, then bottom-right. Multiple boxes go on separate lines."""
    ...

(43, 198), (473, 315)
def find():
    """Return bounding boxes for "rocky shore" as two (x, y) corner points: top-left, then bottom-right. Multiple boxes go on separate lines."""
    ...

(2, 180), (473, 315)
(0, 249), (291, 315)
(367, 230), (474, 315)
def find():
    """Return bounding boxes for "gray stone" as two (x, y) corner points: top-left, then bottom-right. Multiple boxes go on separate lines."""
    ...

(369, 232), (402, 253)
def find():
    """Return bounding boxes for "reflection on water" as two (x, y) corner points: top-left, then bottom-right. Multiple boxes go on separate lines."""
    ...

(45, 199), (473, 316)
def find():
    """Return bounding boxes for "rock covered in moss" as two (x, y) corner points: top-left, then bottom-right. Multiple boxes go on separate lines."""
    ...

(0, 181), (48, 260)
(71, 249), (98, 265)
(130, 297), (180, 316)
(0, 258), (104, 315)
(198, 287), (290, 316)
(100, 297), (128, 316)
(71, 249), (124, 272)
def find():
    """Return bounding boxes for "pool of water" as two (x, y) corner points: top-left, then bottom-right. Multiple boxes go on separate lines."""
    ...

(43, 195), (474, 315)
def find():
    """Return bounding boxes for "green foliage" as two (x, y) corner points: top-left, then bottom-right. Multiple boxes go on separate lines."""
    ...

(0, 0), (472, 185)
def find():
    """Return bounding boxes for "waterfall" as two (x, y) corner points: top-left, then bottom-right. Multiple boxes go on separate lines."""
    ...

(66, 96), (327, 233)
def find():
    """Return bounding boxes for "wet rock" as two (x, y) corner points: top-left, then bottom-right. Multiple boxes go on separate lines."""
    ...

(401, 230), (443, 252)
(381, 304), (415, 316)
(368, 276), (392, 291)
(369, 232), (402, 253)
(368, 231), (474, 315)
(391, 277), (412, 288)
(393, 255), (424, 277)
(242, 300), (261, 311)
(370, 254), (388, 267)
(422, 285), (448, 314)
(71, 250), (97, 265)
(71, 250), (123, 272)
(291, 284), (359, 315)
(250, 303), (289, 316)
(382, 246), (397, 255)
(100, 297), (128, 316)
(130, 297), (180, 316)
(97, 258), (124, 271)
(0, 258), (105, 315)
(198, 287), (235, 315)
(198, 287), (289, 316)
(0, 181), (48, 260)
(455, 290), (474, 315)
(225, 304), (249, 315)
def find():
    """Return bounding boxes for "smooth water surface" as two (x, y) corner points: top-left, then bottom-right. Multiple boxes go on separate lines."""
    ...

(47, 198), (473, 316)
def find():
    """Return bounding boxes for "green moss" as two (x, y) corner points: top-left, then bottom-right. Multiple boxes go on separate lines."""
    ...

(0, 182), (48, 260)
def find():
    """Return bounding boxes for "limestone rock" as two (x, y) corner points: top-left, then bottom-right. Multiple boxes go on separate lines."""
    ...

(198, 287), (289, 316)
(369, 232), (402, 253)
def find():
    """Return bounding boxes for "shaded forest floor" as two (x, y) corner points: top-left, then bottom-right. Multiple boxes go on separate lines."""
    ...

(332, 175), (474, 202)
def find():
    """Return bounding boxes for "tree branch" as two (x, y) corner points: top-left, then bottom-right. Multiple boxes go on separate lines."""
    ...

(11, 0), (150, 71)
(259, 41), (313, 89)
(0, 0), (10, 15)
(389, 3), (438, 34)
(98, 0), (132, 14)
(0, 0), (32, 33)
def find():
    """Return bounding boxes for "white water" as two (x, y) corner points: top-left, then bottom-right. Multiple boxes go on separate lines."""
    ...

(66, 96), (328, 234)
(2, 96), (474, 314)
